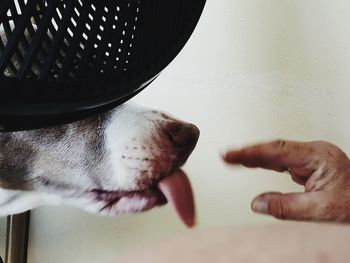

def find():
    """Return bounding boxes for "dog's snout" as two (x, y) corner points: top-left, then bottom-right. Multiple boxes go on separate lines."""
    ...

(166, 123), (200, 151)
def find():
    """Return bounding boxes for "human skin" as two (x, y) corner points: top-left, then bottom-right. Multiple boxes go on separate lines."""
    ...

(223, 140), (350, 222)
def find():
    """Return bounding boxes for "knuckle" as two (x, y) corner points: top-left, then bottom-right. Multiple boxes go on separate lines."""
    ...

(312, 140), (329, 146)
(273, 140), (287, 150)
(318, 142), (348, 164)
(272, 140), (288, 160)
(313, 141), (342, 155)
(269, 198), (289, 220)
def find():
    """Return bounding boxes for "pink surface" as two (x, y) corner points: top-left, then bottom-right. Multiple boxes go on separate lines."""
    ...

(119, 222), (350, 263)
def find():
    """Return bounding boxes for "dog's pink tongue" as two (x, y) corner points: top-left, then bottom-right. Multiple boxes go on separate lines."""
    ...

(158, 170), (196, 228)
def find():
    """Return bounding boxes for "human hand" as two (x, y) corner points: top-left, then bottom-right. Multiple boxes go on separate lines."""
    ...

(223, 140), (350, 222)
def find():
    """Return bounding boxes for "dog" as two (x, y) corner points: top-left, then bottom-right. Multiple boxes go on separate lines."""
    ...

(0, 102), (199, 218)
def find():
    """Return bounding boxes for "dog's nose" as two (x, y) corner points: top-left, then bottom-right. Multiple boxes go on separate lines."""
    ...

(166, 122), (200, 153)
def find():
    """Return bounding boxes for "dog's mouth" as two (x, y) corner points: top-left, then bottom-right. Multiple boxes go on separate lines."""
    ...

(91, 121), (200, 227)
(91, 169), (195, 227)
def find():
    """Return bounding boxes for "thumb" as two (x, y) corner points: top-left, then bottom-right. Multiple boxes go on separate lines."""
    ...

(251, 192), (327, 221)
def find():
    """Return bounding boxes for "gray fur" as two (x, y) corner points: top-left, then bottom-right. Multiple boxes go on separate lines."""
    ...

(0, 109), (113, 192)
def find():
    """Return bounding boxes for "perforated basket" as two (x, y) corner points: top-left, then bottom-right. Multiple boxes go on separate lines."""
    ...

(0, 0), (206, 131)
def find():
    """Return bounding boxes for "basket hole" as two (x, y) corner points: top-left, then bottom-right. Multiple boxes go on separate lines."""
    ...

(56, 8), (63, 19)
(14, 0), (22, 15)
(71, 18), (77, 27)
(52, 18), (59, 30)
(67, 27), (74, 37)
(74, 7), (80, 17)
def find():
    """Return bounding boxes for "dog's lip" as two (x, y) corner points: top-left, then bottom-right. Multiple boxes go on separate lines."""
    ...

(90, 166), (181, 205)
(92, 188), (166, 203)
(91, 169), (195, 228)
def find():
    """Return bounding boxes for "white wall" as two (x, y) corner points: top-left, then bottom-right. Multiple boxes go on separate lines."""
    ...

(28, 1), (350, 262)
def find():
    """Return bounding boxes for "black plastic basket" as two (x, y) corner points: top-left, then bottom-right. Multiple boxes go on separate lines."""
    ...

(0, 0), (206, 131)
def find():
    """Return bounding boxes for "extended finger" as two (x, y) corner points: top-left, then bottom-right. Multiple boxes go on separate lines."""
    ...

(223, 140), (315, 172)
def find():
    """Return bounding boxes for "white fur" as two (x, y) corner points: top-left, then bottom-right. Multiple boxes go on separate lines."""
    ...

(0, 189), (61, 217)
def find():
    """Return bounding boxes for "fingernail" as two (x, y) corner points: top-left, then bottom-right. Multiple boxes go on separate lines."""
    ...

(252, 200), (269, 214)
(219, 151), (226, 160)
(219, 148), (229, 160)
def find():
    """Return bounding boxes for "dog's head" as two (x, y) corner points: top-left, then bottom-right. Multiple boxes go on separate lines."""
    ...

(0, 103), (199, 218)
